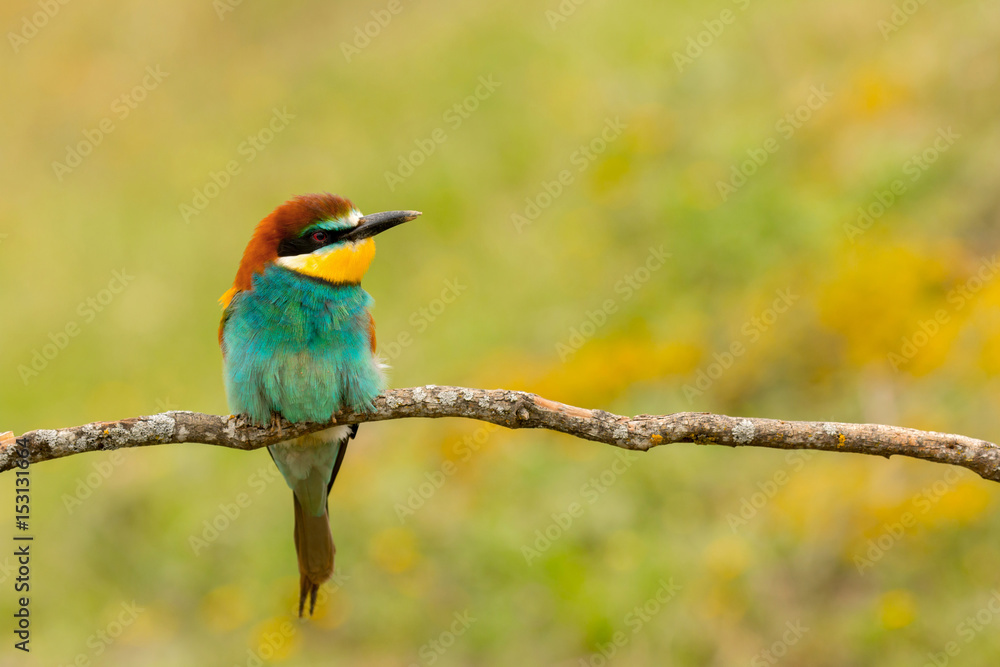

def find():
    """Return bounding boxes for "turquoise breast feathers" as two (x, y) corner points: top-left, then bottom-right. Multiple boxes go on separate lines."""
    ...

(221, 264), (384, 424)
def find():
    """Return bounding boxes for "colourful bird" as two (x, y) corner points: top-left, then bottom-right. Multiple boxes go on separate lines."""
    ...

(218, 193), (420, 615)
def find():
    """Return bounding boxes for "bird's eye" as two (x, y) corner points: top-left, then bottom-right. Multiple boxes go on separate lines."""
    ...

(310, 230), (329, 244)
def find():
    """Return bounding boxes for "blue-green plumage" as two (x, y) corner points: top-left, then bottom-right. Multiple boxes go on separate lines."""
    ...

(222, 264), (384, 425)
(222, 264), (384, 520)
(219, 193), (419, 616)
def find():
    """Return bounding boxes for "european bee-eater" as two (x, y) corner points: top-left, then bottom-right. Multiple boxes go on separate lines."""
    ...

(219, 193), (419, 615)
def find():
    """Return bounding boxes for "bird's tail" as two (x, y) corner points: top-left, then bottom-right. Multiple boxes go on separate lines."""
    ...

(292, 493), (334, 616)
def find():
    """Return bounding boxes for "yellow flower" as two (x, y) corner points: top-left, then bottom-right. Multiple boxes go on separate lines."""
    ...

(879, 589), (916, 629)
(248, 616), (299, 662)
(704, 535), (750, 580)
(369, 527), (419, 573)
(200, 585), (250, 633)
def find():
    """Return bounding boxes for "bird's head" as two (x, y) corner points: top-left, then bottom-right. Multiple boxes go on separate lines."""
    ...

(220, 193), (420, 307)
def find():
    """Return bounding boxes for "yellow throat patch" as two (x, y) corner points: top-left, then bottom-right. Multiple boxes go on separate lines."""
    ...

(276, 238), (377, 285)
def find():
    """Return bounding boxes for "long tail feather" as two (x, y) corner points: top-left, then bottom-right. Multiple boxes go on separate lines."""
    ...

(292, 494), (334, 616)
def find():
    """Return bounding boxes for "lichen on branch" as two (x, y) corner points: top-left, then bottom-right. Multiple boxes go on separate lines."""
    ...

(5, 385), (1000, 482)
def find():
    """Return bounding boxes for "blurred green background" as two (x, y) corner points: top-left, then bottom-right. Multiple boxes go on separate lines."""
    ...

(3, 0), (1000, 664)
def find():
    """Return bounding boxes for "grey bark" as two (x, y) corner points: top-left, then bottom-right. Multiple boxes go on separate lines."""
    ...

(4, 385), (1000, 481)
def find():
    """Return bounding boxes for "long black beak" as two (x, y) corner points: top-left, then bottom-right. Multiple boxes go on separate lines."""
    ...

(341, 210), (421, 242)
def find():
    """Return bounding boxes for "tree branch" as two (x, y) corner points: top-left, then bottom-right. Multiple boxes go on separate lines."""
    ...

(4, 385), (1000, 482)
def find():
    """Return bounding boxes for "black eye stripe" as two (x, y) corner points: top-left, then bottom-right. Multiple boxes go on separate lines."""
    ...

(276, 227), (350, 257)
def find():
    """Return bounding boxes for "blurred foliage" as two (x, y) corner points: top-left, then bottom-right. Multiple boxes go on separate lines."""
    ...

(2, 0), (1000, 665)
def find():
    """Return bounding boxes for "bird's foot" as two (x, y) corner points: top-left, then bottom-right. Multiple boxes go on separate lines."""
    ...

(269, 413), (284, 438)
